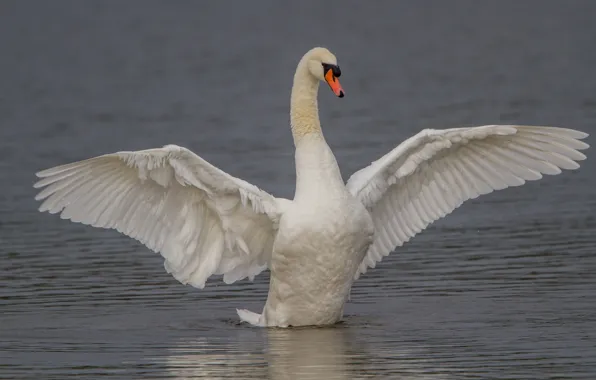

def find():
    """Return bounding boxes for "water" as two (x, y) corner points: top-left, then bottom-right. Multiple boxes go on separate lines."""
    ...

(1, 1), (596, 378)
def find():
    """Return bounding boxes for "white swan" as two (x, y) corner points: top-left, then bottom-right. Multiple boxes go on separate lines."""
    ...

(34, 47), (589, 327)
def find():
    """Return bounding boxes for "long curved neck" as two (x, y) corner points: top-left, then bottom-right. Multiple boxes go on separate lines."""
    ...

(289, 59), (345, 198)
(290, 62), (323, 145)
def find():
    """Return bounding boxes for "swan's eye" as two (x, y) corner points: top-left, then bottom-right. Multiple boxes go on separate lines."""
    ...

(333, 66), (341, 77)
(322, 63), (341, 77)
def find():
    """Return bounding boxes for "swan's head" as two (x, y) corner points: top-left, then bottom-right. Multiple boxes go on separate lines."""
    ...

(305, 47), (344, 98)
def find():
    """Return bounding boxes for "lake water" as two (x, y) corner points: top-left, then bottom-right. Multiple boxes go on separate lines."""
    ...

(1, 1), (596, 379)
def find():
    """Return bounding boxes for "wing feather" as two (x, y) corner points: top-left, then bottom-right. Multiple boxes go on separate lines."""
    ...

(35, 145), (285, 288)
(348, 125), (589, 278)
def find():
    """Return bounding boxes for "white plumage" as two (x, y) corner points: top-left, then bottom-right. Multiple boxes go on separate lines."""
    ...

(35, 145), (284, 289)
(35, 47), (589, 327)
(346, 125), (589, 278)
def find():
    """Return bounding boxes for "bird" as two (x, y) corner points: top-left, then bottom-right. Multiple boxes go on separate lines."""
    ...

(34, 47), (589, 327)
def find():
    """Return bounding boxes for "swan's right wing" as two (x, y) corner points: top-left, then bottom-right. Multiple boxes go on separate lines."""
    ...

(35, 144), (287, 288)
(347, 126), (589, 279)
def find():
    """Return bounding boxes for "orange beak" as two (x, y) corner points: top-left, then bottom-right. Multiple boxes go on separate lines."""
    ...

(325, 70), (344, 98)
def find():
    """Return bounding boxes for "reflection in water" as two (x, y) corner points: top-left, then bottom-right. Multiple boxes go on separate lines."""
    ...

(163, 327), (353, 379)
(164, 323), (447, 380)
(266, 326), (352, 380)
(164, 336), (267, 379)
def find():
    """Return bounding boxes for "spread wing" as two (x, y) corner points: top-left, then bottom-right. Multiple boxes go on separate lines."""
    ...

(35, 144), (287, 288)
(347, 125), (589, 279)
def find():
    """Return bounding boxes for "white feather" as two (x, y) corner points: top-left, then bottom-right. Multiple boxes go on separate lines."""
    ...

(347, 125), (589, 279)
(35, 145), (284, 288)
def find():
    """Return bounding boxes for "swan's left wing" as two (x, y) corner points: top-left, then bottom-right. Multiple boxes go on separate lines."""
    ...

(347, 125), (589, 279)
(34, 144), (286, 288)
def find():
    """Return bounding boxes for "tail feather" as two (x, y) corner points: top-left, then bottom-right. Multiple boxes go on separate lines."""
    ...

(236, 308), (264, 326)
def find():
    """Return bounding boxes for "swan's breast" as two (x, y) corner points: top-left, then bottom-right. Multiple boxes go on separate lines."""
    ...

(265, 195), (373, 326)
(273, 195), (373, 270)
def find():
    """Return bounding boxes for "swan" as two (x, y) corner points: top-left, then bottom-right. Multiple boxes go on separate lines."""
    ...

(34, 47), (589, 327)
